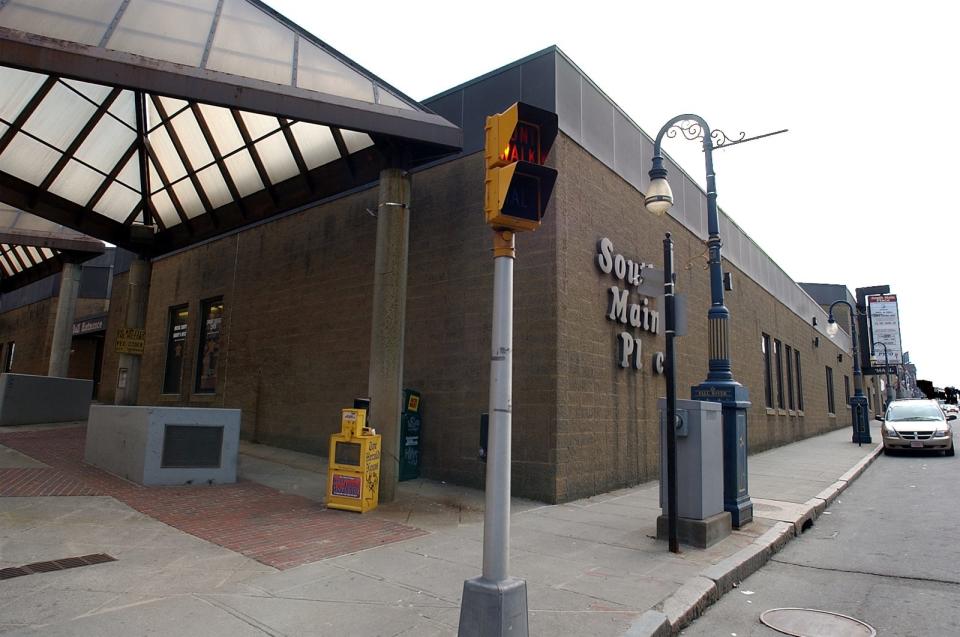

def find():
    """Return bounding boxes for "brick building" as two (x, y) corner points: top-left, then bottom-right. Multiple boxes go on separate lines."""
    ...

(0, 4), (861, 503)
(0, 252), (112, 387)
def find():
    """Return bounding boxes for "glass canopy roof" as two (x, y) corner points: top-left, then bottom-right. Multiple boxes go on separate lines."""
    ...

(0, 204), (104, 293)
(0, 0), (415, 110)
(0, 0), (461, 255)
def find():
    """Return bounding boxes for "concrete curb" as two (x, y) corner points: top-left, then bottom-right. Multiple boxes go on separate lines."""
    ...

(838, 443), (883, 483)
(700, 529), (779, 596)
(814, 480), (847, 506)
(624, 611), (670, 637)
(659, 576), (718, 630)
(625, 442), (883, 636)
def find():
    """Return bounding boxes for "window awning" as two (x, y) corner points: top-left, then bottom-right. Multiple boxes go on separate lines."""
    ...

(0, 205), (104, 293)
(0, 0), (461, 256)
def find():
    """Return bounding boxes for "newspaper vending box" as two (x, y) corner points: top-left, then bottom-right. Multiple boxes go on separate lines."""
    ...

(326, 408), (381, 513)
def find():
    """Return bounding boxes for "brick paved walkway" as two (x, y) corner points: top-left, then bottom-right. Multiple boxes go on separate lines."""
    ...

(0, 427), (426, 569)
(0, 467), (98, 497)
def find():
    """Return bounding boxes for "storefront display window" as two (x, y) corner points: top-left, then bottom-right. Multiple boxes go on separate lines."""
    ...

(795, 351), (804, 411)
(195, 298), (224, 393)
(2, 341), (14, 372)
(762, 334), (772, 408)
(826, 366), (836, 414)
(785, 345), (795, 410)
(774, 339), (784, 409)
(162, 306), (189, 394)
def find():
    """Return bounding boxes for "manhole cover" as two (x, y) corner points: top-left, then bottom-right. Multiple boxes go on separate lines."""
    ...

(760, 608), (876, 637)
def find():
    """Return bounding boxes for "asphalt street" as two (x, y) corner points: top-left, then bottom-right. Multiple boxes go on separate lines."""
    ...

(681, 434), (960, 637)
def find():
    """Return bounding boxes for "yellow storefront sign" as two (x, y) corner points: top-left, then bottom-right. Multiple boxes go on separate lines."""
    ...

(115, 327), (146, 355)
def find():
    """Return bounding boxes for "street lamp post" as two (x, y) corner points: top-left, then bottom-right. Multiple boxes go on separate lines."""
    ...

(826, 300), (871, 443)
(644, 114), (753, 529)
(872, 341), (894, 410)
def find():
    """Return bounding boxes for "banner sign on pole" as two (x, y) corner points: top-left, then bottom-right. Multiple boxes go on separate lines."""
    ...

(867, 294), (903, 365)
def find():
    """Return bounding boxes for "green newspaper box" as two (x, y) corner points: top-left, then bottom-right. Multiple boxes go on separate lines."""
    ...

(398, 389), (421, 481)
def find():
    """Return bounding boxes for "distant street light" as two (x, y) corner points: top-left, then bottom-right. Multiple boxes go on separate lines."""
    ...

(872, 341), (895, 410)
(826, 300), (871, 444)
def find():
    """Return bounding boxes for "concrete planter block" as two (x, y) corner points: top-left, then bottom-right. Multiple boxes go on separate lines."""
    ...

(0, 373), (92, 426)
(85, 405), (240, 486)
(656, 511), (732, 549)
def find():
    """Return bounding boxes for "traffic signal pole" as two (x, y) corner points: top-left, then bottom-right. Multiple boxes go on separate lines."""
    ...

(460, 101), (558, 637)
(483, 230), (516, 583)
(458, 230), (528, 637)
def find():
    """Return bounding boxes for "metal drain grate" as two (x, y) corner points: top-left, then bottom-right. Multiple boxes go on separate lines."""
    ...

(0, 553), (116, 580)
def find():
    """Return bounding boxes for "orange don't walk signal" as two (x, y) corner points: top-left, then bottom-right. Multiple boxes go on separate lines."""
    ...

(484, 102), (558, 232)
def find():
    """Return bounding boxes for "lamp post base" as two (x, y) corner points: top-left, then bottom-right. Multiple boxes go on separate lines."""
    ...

(850, 395), (871, 444)
(692, 380), (753, 529)
(726, 493), (754, 529)
(458, 577), (528, 637)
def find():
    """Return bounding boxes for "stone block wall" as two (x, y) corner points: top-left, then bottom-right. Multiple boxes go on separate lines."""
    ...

(553, 134), (854, 502)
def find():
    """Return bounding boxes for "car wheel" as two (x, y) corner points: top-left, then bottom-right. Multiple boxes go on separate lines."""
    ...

(883, 446), (890, 455)
(947, 445), (955, 457)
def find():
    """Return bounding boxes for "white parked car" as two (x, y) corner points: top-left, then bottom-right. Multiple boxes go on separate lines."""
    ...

(878, 399), (956, 456)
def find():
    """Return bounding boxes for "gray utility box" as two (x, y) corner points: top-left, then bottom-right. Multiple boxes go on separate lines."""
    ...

(85, 405), (240, 486)
(658, 398), (724, 520)
(0, 373), (92, 426)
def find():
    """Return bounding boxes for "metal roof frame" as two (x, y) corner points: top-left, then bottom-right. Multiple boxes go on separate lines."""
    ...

(0, 225), (104, 293)
(0, 27), (461, 148)
(0, 1), (461, 257)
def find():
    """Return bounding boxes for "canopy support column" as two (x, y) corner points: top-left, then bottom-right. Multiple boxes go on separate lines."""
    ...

(114, 257), (151, 405)
(47, 260), (82, 378)
(368, 167), (411, 504)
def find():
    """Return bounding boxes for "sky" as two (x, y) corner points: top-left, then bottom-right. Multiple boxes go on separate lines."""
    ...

(268, 0), (958, 387)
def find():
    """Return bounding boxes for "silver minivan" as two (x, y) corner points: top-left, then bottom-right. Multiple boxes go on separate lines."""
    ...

(877, 399), (956, 456)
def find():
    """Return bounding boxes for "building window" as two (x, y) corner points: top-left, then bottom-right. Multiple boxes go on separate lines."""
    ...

(2, 341), (14, 372)
(795, 350), (804, 411)
(195, 298), (224, 394)
(162, 306), (189, 394)
(826, 366), (835, 414)
(762, 333), (773, 408)
(774, 339), (784, 409)
(785, 345), (795, 410)
(844, 375), (851, 406)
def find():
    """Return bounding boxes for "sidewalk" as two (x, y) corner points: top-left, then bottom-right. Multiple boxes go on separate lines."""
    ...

(0, 421), (882, 636)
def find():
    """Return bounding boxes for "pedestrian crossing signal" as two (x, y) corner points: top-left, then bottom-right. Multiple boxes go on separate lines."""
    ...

(484, 103), (558, 232)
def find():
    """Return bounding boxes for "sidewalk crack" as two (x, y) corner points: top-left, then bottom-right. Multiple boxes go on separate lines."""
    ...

(769, 558), (960, 586)
(195, 595), (287, 637)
